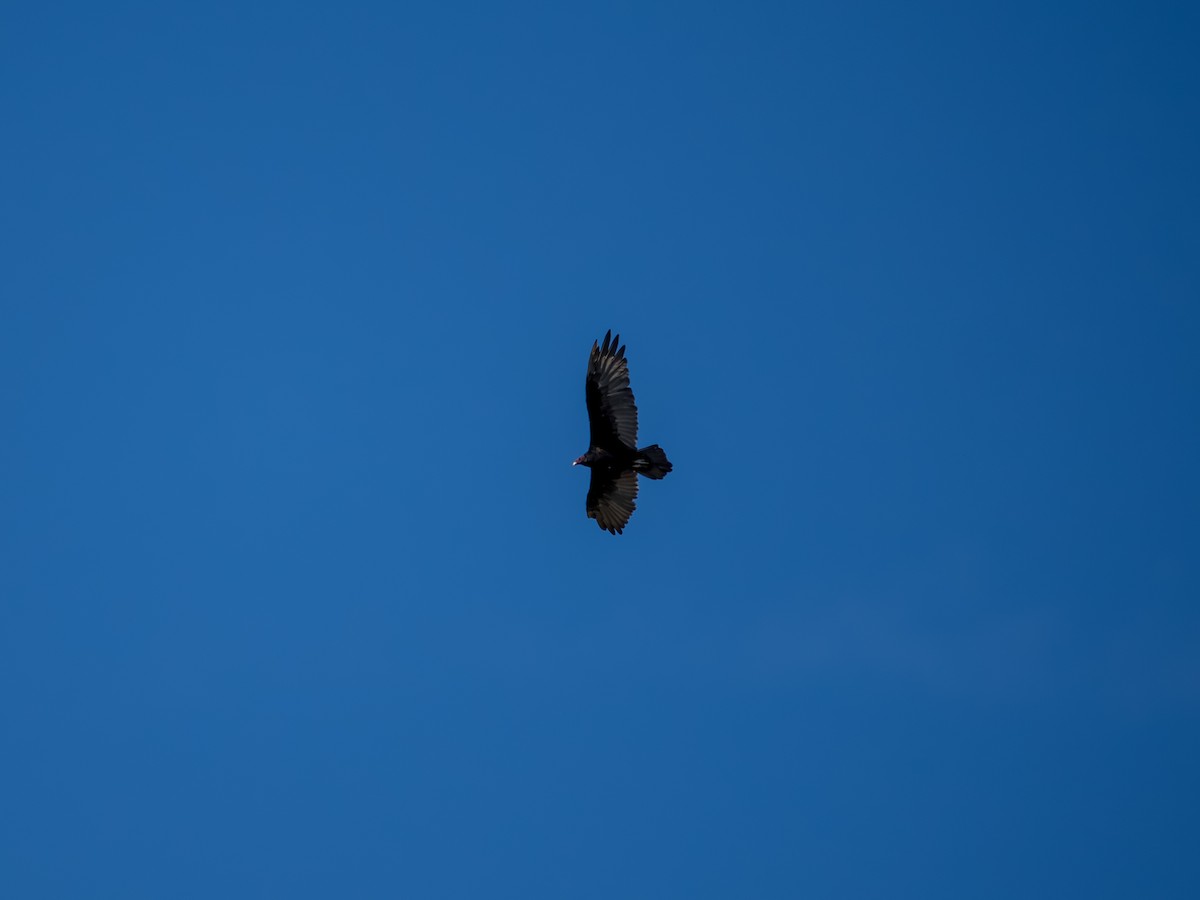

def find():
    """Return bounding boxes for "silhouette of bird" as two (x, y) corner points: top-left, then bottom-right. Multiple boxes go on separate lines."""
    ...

(573, 330), (672, 534)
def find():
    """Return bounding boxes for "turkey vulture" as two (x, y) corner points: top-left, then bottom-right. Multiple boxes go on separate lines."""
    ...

(573, 330), (673, 534)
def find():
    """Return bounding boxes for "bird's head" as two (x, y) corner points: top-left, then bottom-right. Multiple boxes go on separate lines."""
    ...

(572, 453), (591, 467)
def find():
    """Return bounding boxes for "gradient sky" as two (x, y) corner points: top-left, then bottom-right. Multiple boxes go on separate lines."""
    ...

(2, 2), (1198, 897)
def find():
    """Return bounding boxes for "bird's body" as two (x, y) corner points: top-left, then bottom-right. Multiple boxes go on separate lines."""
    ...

(573, 330), (672, 534)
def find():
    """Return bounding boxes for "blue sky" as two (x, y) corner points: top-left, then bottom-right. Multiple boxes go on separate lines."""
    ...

(2, 1), (1198, 897)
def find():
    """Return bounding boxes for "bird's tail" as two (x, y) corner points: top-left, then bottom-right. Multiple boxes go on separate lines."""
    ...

(633, 444), (673, 479)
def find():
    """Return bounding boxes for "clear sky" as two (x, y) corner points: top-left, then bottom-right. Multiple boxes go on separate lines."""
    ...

(2, 2), (1198, 897)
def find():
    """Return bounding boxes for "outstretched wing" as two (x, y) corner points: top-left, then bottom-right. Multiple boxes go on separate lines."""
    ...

(586, 330), (638, 451)
(586, 469), (639, 535)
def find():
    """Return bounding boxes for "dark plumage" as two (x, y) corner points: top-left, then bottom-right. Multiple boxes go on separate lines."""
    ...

(573, 330), (673, 534)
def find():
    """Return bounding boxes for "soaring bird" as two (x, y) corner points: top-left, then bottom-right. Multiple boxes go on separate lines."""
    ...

(573, 330), (672, 534)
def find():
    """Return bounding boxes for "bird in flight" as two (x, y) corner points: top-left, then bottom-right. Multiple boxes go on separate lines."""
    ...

(574, 330), (673, 534)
